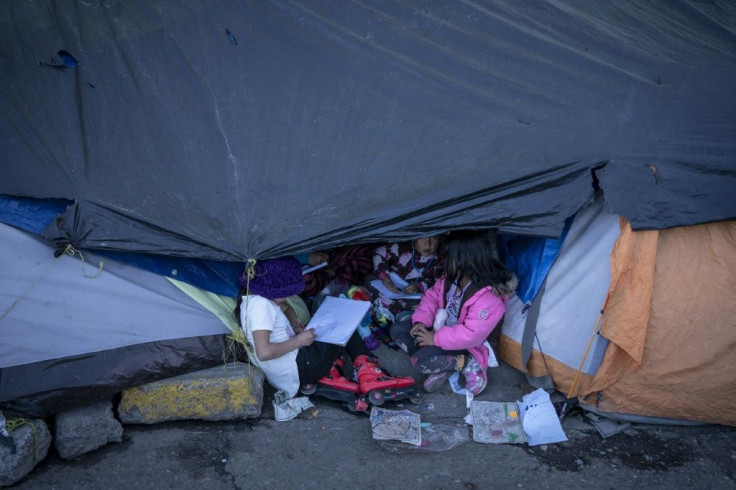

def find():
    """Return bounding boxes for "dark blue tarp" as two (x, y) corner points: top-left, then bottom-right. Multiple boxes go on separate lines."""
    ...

(1, 1), (735, 261)
(0, 195), (243, 296)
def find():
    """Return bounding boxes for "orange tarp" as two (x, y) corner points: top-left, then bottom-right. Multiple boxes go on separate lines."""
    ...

(500, 219), (736, 425)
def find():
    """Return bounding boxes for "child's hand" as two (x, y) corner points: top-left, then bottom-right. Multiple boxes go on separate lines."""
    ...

(410, 322), (428, 337)
(413, 326), (435, 347)
(282, 306), (300, 330)
(295, 329), (316, 347)
(381, 276), (400, 293)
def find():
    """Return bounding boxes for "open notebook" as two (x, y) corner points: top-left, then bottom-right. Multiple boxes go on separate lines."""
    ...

(370, 271), (422, 300)
(305, 296), (371, 346)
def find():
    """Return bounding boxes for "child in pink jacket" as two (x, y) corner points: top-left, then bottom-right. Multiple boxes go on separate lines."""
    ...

(389, 230), (517, 395)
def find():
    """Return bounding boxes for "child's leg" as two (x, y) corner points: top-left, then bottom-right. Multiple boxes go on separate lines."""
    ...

(410, 346), (467, 375)
(296, 341), (343, 385)
(344, 331), (371, 360)
(389, 318), (417, 355)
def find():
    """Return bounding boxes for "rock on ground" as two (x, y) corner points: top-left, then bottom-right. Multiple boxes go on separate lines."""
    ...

(54, 399), (123, 460)
(0, 418), (51, 486)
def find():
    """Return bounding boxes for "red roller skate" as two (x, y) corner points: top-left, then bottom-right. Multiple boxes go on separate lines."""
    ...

(300, 357), (370, 413)
(353, 355), (423, 407)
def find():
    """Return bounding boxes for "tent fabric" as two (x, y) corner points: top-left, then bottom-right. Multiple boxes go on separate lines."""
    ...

(500, 197), (620, 377)
(581, 221), (659, 395)
(0, 223), (234, 415)
(500, 206), (736, 426)
(0, 223), (229, 369)
(499, 221), (571, 304)
(0, 194), (245, 297)
(1, 335), (230, 418)
(582, 220), (736, 425)
(0, 195), (70, 235)
(2, 1), (735, 261)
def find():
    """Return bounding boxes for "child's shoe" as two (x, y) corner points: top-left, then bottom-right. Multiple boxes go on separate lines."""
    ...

(354, 355), (415, 395)
(422, 371), (451, 393)
(462, 356), (487, 395)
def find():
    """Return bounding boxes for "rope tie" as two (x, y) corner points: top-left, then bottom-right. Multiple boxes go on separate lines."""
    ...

(3, 416), (41, 460)
(0, 244), (104, 324)
(63, 244), (104, 278)
(243, 258), (257, 282)
(227, 258), (257, 360)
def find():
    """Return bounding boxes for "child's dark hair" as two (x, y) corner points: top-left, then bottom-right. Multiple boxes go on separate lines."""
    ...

(444, 230), (514, 291)
(234, 289), (248, 328)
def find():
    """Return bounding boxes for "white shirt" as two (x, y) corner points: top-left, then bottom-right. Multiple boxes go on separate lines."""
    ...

(240, 295), (300, 397)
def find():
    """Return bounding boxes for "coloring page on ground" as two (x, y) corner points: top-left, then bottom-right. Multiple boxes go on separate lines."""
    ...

(470, 401), (526, 444)
(370, 406), (422, 446)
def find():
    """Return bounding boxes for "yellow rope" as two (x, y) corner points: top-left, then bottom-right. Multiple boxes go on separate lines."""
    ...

(243, 258), (257, 281)
(63, 244), (104, 278)
(226, 258), (258, 362)
(4, 417), (41, 460)
(5, 417), (30, 432)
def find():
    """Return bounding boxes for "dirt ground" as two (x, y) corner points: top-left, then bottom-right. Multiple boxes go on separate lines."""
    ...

(10, 345), (736, 489)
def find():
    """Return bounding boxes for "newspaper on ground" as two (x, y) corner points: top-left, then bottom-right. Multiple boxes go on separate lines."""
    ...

(273, 392), (314, 421)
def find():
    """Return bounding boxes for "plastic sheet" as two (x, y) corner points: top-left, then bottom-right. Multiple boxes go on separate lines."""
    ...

(377, 423), (471, 453)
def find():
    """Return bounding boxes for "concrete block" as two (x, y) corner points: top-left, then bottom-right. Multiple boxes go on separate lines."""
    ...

(118, 362), (264, 424)
(0, 419), (51, 487)
(55, 400), (123, 460)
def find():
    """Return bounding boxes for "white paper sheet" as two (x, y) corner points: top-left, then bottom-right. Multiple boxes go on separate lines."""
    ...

(517, 388), (568, 446)
(388, 271), (409, 289)
(273, 393), (314, 421)
(304, 296), (370, 345)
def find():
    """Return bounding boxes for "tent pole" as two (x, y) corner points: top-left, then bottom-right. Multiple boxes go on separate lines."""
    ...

(566, 309), (604, 399)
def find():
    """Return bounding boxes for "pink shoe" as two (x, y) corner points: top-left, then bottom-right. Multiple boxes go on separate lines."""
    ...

(462, 356), (487, 395)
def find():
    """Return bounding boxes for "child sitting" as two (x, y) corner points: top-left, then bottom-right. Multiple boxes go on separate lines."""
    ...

(297, 244), (376, 298)
(367, 236), (444, 347)
(235, 256), (412, 404)
(389, 231), (517, 395)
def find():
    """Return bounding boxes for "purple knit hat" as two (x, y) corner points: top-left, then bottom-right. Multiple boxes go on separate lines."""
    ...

(238, 256), (304, 299)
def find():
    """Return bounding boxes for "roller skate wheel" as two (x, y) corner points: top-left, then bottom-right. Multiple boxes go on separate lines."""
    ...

(300, 383), (317, 395)
(368, 390), (385, 406)
(409, 394), (424, 405)
(348, 399), (370, 413)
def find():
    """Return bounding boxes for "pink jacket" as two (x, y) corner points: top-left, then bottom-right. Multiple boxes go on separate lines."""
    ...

(411, 278), (505, 370)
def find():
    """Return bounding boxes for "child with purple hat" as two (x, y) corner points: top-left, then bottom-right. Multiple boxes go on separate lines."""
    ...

(235, 256), (381, 399)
